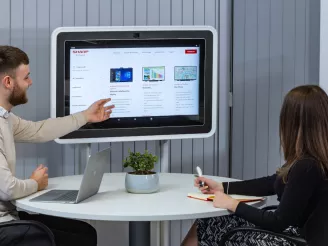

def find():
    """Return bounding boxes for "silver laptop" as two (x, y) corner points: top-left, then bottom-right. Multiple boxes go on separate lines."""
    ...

(30, 148), (110, 204)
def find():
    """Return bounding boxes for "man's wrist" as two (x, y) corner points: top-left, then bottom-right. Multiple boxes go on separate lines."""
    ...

(82, 110), (90, 123)
(28, 178), (39, 192)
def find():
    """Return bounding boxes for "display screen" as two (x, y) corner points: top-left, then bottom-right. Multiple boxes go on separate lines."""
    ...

(63, 39), (205, 130)
(69, 46), (201, 118)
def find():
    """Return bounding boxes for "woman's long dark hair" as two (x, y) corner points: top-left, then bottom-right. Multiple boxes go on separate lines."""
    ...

(278, 85), (328, 182)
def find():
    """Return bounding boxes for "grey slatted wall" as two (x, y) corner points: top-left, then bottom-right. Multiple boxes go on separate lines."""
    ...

(0, 0), (225, 245)
(231, 0), (320, 180)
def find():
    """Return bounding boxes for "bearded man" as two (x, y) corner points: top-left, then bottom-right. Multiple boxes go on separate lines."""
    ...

(0, 45), (115, 246)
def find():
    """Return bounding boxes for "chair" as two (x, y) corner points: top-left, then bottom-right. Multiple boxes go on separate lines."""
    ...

(0, 220), (56, 246)
(218, 205), (308, 246)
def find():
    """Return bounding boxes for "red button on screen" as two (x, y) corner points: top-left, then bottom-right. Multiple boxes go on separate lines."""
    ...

(185, 49), (197, 54)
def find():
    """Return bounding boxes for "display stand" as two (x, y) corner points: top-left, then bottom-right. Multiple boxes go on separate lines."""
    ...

(77, 141), (170, 246)
(129, 140), (171, 246)
(52, 25), (218, 246)
(159, 140), (170, 246)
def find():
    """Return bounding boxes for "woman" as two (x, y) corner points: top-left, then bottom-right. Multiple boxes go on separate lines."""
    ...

(182, 85), (328, 246)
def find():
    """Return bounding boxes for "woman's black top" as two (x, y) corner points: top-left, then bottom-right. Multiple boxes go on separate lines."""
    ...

(222, 158), (328, 246)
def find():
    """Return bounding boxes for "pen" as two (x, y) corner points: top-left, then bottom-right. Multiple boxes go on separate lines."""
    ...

(196, 166), (206, 188)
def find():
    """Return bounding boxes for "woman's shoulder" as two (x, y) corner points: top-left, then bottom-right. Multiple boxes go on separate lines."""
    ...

(290, 157), (325, 178)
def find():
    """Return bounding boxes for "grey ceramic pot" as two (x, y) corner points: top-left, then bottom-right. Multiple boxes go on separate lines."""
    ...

(125, 172), (159, 194)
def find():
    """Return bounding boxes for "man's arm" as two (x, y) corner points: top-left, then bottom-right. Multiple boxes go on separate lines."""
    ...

(222, 174), (277, 196)
(10, 112), (87, 143)
(0, 148), (38, 201)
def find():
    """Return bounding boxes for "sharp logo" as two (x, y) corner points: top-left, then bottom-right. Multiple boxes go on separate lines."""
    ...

(73, 50), (89, 54)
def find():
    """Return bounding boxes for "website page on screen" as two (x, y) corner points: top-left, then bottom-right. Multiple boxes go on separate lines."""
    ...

(69, 46), (200, 118)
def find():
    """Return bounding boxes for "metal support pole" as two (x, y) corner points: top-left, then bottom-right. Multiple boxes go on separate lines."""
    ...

(129, 221), (151, 246)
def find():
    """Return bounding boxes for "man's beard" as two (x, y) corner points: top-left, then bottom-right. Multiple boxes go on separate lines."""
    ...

(8, 83), (28, 106)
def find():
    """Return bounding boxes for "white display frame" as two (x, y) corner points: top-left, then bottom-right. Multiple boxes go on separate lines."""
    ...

(50, 26), (218, 144)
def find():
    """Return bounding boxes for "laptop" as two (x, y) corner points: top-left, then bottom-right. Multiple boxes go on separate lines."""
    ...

(30, 148), (110, 204)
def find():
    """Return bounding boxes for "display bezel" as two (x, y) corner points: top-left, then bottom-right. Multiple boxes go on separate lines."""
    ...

(52, 27), (217, 142)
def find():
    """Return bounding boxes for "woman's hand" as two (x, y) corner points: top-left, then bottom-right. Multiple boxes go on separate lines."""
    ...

(194, 177), (224, 194)
(213, 191), (240, 212)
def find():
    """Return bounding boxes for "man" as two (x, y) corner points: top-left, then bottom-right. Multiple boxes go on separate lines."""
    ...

(0, 45), (115, 245)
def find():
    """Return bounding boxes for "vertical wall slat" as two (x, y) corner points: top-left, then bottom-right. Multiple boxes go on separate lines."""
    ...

(111, 0), (124, 26)
(147, 0), (160, 25)
(182, 0), (194, 25)
(87, 0), (100, 26)
(75, 0), (87, 26)
(11, 0), (25, 179)
(99, 0), (112, 26)
(218, 0), (231, 177)
(135, 0), (147, 25)
(295, 0), (306, 86)
(192, 0), (205, 176)
(281, 0), (296, 166)
(267, 0), (284, 175)
(304, 0), (310, 84)
(160, 0), (171, 25)
(0, 0), (10, 45)
(255, 0), (270, 178)
(63, 0), (74, 26)
(243, 0), (257, 180)
(36, 0), (51, 174)
(171, 0), (182, 26)
(203, 0), (216, 176)
(123, 0), (135, 26)
(61, 0), (75, 176)
(282, 0), (296, 95)
(232, 0), (246, 179)
(49, 0), (65, 176)
(309, 0), (320, 84)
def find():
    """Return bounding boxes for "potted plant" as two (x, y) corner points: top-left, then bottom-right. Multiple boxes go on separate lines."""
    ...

(123, 149), (160, 194)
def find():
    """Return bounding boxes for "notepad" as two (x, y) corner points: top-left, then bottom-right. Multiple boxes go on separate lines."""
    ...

(187, 193), (264, 202)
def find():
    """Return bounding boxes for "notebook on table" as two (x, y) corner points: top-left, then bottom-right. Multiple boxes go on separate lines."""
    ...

(187, 193), (264, 202)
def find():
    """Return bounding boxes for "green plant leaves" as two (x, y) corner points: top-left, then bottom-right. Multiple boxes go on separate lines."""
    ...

(123, 149), (158, 175)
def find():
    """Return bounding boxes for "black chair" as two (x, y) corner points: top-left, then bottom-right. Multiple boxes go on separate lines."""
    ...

(218, 205), (308, 246)
(0, 220), (56, 246)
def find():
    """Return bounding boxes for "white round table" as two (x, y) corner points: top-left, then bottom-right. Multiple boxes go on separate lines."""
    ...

(14, 173), (264, 246)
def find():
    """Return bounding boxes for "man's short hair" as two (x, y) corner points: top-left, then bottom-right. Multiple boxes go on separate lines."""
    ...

(0, 45), (29, 78)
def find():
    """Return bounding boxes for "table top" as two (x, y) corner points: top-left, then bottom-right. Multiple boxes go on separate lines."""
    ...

(13, 173), (264, 221)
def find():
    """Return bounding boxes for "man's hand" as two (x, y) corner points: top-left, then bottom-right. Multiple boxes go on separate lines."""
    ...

(83, 98), (115, 123)
(30, 164), (48, 191)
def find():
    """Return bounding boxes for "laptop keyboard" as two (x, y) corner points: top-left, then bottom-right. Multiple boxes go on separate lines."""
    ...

(53, 190), (78, 202)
